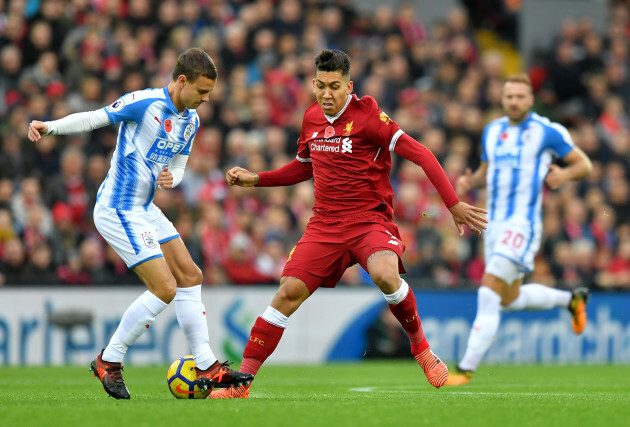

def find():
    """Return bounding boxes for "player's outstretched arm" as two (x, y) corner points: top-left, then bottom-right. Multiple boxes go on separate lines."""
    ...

(226, 167), (259, 187)
(28, 109), (111, 142)
(27, 120), (49, 142)
(448, 202), (488, 236)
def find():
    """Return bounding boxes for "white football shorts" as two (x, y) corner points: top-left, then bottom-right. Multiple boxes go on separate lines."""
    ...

(484, 219), (542, 284)
(93, 203), (179, 269)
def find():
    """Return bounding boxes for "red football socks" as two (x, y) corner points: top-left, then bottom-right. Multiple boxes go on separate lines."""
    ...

(240, 317), (285, 375)
(388, 287), (430, 355)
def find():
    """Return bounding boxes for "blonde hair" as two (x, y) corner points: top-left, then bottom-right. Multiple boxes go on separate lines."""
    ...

(505, 73), (532, 88)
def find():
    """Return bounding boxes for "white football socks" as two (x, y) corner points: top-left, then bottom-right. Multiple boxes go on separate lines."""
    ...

(383, 279), (410, 305)
(261, 306), (289, 329)
(174, 285), (216, 371)
(502, 283), (572, 312)
(103, 290), (168, 363)
(459, 287), (502, 372)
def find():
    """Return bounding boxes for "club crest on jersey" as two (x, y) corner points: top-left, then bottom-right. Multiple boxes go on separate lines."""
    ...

(141, 231), (157, 249)
(184, 123), (194, 142)
(379, 112), (392, 124)
(324, 126), (335, 138)
(344, 121), (353, 136)
(107, 99), (125, 112)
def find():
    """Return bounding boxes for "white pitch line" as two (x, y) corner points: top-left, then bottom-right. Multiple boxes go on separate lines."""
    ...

(348, 387), (592, 396)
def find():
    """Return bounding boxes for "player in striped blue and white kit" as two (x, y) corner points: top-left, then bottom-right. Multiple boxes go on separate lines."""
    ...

(446, 74), (593, 385)
(28, 48), (252, 399)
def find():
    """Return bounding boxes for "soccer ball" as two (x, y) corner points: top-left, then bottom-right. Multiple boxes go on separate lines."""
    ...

(166, 355), (210, 399)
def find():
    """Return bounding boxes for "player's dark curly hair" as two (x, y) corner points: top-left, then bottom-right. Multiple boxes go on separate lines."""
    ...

(315, 49), (351, 77)
(172, 48), (218, 82)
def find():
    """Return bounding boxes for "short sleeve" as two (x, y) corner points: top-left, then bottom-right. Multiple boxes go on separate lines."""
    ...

(103, 91), (156, 125)
(362, 96), (402, 150)
(296, 124), (311, 162)
(480, 125), (490, 162)
(545, 123), (575, 158)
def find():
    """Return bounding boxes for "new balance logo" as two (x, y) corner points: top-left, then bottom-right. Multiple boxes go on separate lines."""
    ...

(405, 313), (417, 323)
(342, 137), (352, 153)
(387, 239), (399, 246)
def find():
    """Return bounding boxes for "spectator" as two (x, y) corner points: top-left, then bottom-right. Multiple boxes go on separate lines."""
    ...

(22, 242), (57, 285)
(0, 237), (27, 285)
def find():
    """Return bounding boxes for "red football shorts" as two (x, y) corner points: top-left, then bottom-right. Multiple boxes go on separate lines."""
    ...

(282, 216), (406, 294)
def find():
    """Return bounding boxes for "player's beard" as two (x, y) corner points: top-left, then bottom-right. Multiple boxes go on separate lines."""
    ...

(507, 108), (528, 124)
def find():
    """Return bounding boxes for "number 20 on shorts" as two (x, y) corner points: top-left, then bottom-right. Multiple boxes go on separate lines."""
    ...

(501, 230), (524, 249)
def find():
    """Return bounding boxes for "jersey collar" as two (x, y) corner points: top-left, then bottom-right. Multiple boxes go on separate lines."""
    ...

(509, 111), (533, 127)
(162, 86), (190, 117)
(324, 94), (352, 124)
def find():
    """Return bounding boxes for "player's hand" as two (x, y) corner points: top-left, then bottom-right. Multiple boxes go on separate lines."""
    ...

(157, 166), (173, 189)
(545, 164), (569, 190)
(28, 120), (48, 142)
(456, 168), (473, 195)
(225, 167), (259, 187)
(448, 202), (488, 236)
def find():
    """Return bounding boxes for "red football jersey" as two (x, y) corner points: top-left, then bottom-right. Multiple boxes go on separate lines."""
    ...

(297, 94), (402, 219)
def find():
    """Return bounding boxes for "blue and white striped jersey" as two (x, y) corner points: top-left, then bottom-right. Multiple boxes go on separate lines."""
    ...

(96, 87), (199, 211)
(481, 112), (574, 224)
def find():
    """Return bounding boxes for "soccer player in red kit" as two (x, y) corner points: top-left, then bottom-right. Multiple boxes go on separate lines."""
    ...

(210, 49), (488, 398)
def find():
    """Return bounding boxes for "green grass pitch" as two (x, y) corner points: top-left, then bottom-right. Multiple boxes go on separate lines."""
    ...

(1, 362), (629, 427)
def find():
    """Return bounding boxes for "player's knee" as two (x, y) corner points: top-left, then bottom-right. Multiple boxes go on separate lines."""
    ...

(273, 279), (309, 315)
(369, 268), (399, 289)
(171, 263), (203, 286)
(183, 264), (203, 285)
(152, 278), (178, 303)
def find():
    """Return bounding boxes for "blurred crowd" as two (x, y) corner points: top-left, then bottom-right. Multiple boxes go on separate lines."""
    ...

(1, 0), (629, 291)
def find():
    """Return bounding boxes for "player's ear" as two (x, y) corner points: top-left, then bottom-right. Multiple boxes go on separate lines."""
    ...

(346, 80), (353, 94)
(177, 74), (187, 87)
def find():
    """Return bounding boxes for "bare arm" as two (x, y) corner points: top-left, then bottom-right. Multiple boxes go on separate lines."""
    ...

(226, 166), (260, 187)
(545, 147), (593, 190)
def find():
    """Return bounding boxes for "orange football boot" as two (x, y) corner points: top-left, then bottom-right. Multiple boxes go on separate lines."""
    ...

(415, 348), (449, 388)
(569, 287), (590, 334)
(208, 384), (251, 399)
(90, 350), (130, 399)
(444, 367), (473, 386)
(196, 361), (253, 392)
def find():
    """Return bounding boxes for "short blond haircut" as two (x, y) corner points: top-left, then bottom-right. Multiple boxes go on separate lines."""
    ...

(505, 73), (532, 88)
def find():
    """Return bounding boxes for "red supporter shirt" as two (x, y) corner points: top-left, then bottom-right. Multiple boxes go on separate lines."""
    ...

(258, 94), (459, 220)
